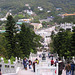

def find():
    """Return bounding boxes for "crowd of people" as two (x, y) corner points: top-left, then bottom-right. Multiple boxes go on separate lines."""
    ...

(23, 57), (39, 72)
(48, 53), (75, 75)
(0, 53), (74, 75)
(22, 53), (75, 75)
(58, 58), (75, 75)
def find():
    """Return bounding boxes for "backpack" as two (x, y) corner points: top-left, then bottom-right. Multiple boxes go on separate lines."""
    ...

(66, 64), (71, 71)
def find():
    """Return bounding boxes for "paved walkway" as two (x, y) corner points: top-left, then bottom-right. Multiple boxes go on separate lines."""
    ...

(17, 52), (66, 75)
(18, 66), (35, 75)
(18, 67), (66, 75)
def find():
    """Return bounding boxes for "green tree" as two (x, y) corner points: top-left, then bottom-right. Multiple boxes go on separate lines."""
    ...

(18, 23), (41, 57)
(53, 16), (63, 24)
(18, 23), (28, 57)
(14, 14), (25, 21)
(0, 34), (7, 57)
(62, 16), (75, 23)
(42, 21), (47, 28)
(5, 15), (16, 58)
(71, 27), (75, 56)
(51, 31), (55, 39)
(53, 30), (72, 58)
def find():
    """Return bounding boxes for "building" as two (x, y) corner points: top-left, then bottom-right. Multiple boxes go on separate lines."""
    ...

(47, 10), (51, 13)
(39, 17), (53, 23)
(25, 4), (29, 7)
(37, 6), (43, 11)
(24, 10), (33, 15)
(18, 19), (32, 23)
(58, 23), (75, 31)
(0, 18), (7, 21)
(0, 30), (6, 33)
(30, 23), (42, 30)
(56, 8), (62, 11)
(62, 13), (75, 16)
(26, 10), (33, 15)
(0, 12), (12, 21)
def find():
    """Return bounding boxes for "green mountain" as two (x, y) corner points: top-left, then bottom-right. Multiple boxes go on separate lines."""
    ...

(0, 0), (75, 16)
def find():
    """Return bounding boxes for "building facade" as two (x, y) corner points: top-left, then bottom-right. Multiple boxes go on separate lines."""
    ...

(30, 23), (42, 30)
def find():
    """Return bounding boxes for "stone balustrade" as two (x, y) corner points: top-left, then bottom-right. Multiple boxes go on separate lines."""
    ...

(0, 57), (23, 74)
(29, 52), (38, 62)
(35, 60), (58, 75)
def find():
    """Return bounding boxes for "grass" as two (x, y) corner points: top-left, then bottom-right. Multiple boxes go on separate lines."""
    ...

(0, 56), (15, 64)
(2, 26), (5, 30)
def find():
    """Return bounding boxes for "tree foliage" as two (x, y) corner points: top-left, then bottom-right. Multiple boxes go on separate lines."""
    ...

(5, 15), (16, 58)
(17, 23), (41, 58)
(53, 30), (72, 59)
(0, 0), (75, 19)
(4, 15), (41, 58)
(54, 15), (75, 24)
(0, 34), (7, 57)
(71, 27), (75, 56)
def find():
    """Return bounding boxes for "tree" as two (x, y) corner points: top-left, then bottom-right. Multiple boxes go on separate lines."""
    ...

(51, 31), (55, 39)
(5, 15), (16, 58)
(42, 21), (47, 28)
(18, 23), (28, 57)
(18, 23), (41, 58)
(14, 14), (25, 21)
(71, 27), (75, 56)
(53, 30), (72, 58)
(53, 16), (62, 24)
(0, 34), (7, 57)
(62, 16), (75, 23)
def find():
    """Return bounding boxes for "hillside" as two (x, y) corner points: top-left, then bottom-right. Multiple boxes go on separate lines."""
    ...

(0, 0), (75, 17)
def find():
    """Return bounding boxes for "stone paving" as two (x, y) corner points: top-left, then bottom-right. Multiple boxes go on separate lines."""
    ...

(17, 52), (66, 75)
(18, 66), (35, 75)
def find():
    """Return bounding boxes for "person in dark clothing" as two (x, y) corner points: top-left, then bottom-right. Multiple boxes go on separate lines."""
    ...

(23, 58), (28, 70)
(33, 61), (36, 72)
(54, 59), (58, 66)
(48, 52), (50, 58)
(71, 61), (75, 75)
(0, 69), (2, 75)
(39, 54), (41, 58)
(51, 58), (54, 66)
(51, 54), (53, 59)
(29, 60), (32, 69)
(58, 58), (64, 75)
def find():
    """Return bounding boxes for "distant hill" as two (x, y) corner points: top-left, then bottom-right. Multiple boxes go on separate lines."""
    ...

(0, 0), (75, 15)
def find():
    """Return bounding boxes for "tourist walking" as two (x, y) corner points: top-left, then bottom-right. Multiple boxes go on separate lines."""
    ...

(51, 54), (53, 59)
(58, 57), (64, 75)
(33, 61), (36, 72)
(28, 60), (32, 69)
(71, 61), (75, 75)
(35, 58), (39, 64)
(48, 52), (51, 58)
(23, 57), (28, 70)
(0, 69), (2, 75)
(39, 54), (41, 58)
(51, 58), (54, 66)
(65, 61), (71, 75)
(54, 59), (58, 66)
